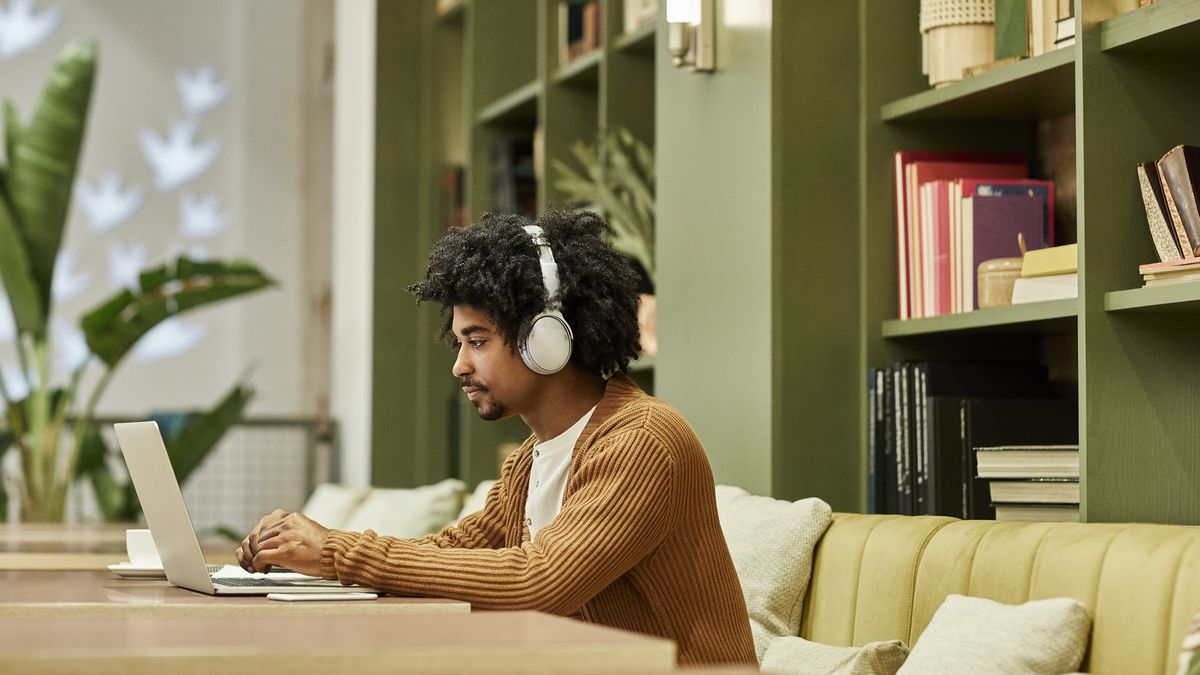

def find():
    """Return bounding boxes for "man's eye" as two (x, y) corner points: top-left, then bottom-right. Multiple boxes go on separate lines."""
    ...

(450, 339), (462, 349)
(469, 340), (484, 348)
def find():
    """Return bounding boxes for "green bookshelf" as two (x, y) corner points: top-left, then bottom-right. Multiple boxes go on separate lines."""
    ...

(1101, 0), (1200, 51)
(1106, 282), (1200, 312)
(881, 300), (1078, 337)
(880, 48), (1075, 123)
(477, 79), (542, 125)
(847, 0), (1200, 525)
(554, 49), (602, 85)
(614, 21), (655, 53)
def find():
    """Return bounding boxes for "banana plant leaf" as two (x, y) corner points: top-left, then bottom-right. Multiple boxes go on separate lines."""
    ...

(76, 382), (253, 522)
(75, 426), (137, 521)
(0, 428), (10, 520)
(156, 382), (253, 486)
(0, 195), (44, 338)
(81, 257), (275, 368)
(5, 41), (96, 322)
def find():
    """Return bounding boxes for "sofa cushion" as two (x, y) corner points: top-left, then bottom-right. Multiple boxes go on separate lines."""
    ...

(342, 478), (468, 538)
(715, 485), (832, 662)
(761, 635), (908, 675)
(897, 594), (1090, 675)
(300, 483), (370, 529)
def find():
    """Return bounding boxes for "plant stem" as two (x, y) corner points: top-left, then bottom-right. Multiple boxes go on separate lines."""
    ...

(53, 360), (91, 508)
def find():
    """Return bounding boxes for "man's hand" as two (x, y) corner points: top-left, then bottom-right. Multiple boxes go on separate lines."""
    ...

(236, 509), (329, 577)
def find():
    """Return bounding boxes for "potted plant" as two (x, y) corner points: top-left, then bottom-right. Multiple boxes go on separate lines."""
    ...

(0, 42), (274, 522)
(551, 127), (657, 354)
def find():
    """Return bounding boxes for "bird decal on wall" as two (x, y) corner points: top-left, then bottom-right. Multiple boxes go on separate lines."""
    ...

(51, 250), (91, 302)
(0, 0), (60, 61)
(180, 192), (229, 239)
(177, 66), (229, 116)
(139, 117), (221, 192)
(77, 172), (146, 233)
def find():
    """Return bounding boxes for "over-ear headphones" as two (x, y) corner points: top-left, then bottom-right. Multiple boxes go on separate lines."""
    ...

(519, 225), (574, 375)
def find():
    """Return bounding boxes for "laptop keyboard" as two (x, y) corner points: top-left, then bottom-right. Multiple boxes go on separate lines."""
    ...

(213, 577), (301, 587)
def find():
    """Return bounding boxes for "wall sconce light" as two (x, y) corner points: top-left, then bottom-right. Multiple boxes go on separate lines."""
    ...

(666, 0), (715, 72)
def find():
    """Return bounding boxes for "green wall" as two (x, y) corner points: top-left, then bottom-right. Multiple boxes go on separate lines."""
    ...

(655, 5), (774, 495)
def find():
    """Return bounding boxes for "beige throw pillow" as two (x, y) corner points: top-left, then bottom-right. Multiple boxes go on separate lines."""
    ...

(342, 478), (467, 538)
(898, 594), (1091, 675)
(761, 635), (909, 675)
(300, 483), (369, 529)
(714, 485), (833, 662)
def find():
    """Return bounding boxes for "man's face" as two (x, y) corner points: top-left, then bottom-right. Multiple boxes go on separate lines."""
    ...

(450, 305), (538, 421)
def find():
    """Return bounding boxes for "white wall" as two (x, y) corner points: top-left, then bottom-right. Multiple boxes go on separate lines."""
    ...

(0, 1), (324, 418)
(330, 0), (376, 487)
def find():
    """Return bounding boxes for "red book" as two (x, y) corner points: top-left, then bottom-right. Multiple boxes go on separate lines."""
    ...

(894, 151), (1027, 319)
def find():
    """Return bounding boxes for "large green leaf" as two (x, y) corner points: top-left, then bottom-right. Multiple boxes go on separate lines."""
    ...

(160, 382), (253, 485)
(0, 195), (44, 337)
(75, 423), (138, 521)
(6, 41), (96, 319)
(81, 257), (276, 368)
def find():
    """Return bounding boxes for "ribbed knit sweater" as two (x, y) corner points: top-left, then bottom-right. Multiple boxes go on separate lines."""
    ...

(319, 373), (757, 666)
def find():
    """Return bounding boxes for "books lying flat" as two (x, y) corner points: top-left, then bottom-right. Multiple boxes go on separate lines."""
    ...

(1021, 243), (1077, 277)
(1011, 272), (1077, 303)
(976, 445), (1079, 478)
(988, 478), (1079, 504)
(994, 503), (1080, 522)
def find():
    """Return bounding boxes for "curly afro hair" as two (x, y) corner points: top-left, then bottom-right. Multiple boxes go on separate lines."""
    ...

(407, 209), (642, 376)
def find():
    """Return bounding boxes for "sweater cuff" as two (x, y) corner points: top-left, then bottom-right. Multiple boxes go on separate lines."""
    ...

(320, 529), (362, 580)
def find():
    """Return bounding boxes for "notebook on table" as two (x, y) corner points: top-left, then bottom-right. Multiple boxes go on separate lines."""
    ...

(113, 421), (376, 596)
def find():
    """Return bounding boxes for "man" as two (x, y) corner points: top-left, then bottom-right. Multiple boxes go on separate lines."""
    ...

(238, 210), (756, 666)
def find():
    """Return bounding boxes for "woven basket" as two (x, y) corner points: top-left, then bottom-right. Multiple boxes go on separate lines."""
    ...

(920, 0), (995, 87)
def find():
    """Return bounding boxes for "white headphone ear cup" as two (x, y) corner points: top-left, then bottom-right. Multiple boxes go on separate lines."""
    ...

(521, 313), (573, 375)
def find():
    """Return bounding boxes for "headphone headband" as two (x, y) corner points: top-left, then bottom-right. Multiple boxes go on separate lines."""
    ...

(520, 225), (573, 375)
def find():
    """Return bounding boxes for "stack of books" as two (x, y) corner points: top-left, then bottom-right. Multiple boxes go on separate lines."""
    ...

(867, 359), (1077, 518)
(992, 0), (1075, 63)
(1137, 145), (1200, 284)
(977, 445), (1080, 522)
(1011, 243), (1077, 304)
(893, 151), (1057, 319)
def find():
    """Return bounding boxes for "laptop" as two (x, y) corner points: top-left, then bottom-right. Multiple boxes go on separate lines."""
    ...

(114, 421), (374, 595)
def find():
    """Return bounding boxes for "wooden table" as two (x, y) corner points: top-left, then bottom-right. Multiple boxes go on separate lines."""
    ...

(0, 522), (236, 570)
(0, 610), (677, 673)
(0, 569), (469, 617)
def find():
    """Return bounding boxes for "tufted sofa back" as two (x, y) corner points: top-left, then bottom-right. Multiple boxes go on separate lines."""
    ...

(800, 513), (1200, 675)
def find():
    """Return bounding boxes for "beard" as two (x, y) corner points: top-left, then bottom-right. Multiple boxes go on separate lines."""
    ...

(463, 378), (509, 421)
(475, 393), (509, 421)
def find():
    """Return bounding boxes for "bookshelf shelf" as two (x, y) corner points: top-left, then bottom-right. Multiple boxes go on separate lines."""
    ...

(880, 48), (1075, 123)
(1101, 0), (1200, 53)
(881, 300), (1078, 337)
(477, 80), (541, 126)
(554, 49), (602, 86)
(615, 22), (656, 53)
(1105, 282), (1200, 312)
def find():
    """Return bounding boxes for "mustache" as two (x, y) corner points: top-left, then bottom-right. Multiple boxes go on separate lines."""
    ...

(460, 378), (487, 391)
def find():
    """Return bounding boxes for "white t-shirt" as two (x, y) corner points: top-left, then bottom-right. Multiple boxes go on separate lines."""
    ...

(524, 406), (596, 541)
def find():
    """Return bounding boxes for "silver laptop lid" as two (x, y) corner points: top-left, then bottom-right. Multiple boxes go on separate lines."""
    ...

(113, 421), (216, 594)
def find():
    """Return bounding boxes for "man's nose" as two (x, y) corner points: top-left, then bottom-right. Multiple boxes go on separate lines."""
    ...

(452, 345), (470, 378)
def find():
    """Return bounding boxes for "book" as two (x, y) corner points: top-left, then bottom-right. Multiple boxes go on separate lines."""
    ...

(995, 0), (1029, 61)
(623, 0), (657, 33)
(893, 151), (1027, 319)
(1055, 17), (1076, 43)
(1157, 145), (1200, 259)
(976, 445), (1079, 478)
(959, 397), (1078, 519)
(994, 504), (1080, 522)
(962, 194), (1046, 310)
(1011, 272), (1077, 303)
(1137, 162), (1183, 262)
(961, 179), (1056, 253)
(988, 478), (1079, 504)
(893, 361), (1055, 517)
(1021, 243), (1077, 277)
